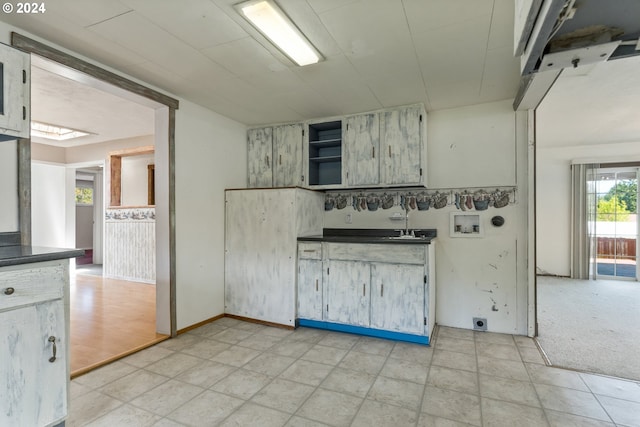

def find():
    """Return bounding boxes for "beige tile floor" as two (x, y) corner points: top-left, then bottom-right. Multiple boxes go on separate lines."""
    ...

(68, 318), (640, 426)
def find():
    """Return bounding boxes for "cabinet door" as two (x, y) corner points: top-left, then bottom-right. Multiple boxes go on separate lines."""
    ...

(0, 44), (30, 137)
(247, 127), (273, 188)
(370, 263), (425, 334)
(325, 260), (370, 327)
(380, 105), (424, 185)
(298, 259), (323, 320)
(273, 123), (303, 187)
(344, 113), (379, 186)
(0, 300), (66, 427)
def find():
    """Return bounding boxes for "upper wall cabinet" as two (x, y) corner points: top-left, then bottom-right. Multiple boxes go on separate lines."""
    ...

(344, 113), (379, 187)
(0, 43), (30, 140)
(247, 123), (303, 188)
(380, 104), (426, 186)
(273, 123), (304, 187)
(247, 127), (273, 188)
(307, 120), (343, 187)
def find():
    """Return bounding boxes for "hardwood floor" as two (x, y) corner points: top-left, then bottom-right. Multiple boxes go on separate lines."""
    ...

(70, 269), (168, 378)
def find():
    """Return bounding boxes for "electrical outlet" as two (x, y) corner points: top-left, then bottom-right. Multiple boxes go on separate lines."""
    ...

(345, 213), (352, 224)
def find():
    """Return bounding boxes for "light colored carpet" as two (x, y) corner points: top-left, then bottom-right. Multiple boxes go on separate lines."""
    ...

(537, 276), (640, 381)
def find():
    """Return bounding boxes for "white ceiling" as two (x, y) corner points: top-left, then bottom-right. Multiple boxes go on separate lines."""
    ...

(3, 0), (640, 150)
(0, 0), (521, 127)
(537, 54), (640, 148)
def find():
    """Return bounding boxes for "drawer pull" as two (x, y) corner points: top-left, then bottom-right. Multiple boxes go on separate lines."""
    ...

(48, 336), (57, 363)
(3, 287), (14, 295)
(303, 249), (316, 253)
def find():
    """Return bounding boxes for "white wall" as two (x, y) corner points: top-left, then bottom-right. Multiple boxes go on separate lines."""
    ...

(31, 163), (67, 247)
(0, 140), (19, 232)
(325, 100), (530, 335)
(174, 101), (247, 330)
(121, 153), (153, 206)
(536, 140), (640, 276)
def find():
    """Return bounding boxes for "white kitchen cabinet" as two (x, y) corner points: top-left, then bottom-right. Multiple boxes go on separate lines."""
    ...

(325, 260), (370, 327)
(247, 127), (273, 188)
(0, 42), (30, 140)
(344, 112), (379, 186)
(225, 188), (324, 326)
(380, 104), (426, 186)
(370, 262), (425, 334)
(0, 260), (68, 427)
(297, 243), (323, 321)
(273, 123), (304, 187)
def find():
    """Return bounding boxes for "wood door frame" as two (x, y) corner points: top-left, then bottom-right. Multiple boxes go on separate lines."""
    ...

(11, 32), (179, 337)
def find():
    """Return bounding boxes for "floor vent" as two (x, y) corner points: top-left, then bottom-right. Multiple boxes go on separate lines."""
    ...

(473, 317), (487, 331)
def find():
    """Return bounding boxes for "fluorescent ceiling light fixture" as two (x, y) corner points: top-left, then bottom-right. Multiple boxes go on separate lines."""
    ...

(236, 0), (322, 66)
(31, 121), (92, 141)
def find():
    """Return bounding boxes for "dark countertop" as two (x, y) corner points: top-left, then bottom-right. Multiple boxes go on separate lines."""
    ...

(298, 228), (437, 245)
(0, 246), (85, 268)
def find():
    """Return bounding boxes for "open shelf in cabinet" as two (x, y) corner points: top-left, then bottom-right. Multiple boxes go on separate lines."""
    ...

(308, 120), (342, 185)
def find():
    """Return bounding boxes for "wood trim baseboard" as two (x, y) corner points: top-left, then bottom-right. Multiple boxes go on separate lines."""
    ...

(224, 314), (295, 330)
(176, 314), (225, 335)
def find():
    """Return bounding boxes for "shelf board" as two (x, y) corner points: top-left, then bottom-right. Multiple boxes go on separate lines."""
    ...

(309, 156), (342, 163)
(309, 138), (342, 148)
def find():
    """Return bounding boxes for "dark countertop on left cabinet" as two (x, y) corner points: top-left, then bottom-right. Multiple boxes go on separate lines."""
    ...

(0, 245), (84, 267)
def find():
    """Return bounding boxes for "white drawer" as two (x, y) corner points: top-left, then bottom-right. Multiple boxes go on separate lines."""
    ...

(0, 264), (65, 311)
(298, 242), (322, 260)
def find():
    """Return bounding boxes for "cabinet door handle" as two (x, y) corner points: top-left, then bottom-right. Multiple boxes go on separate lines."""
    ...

(372, 146), (375, 158)
(266, 155), (270, 167)
(279, 154), (282, 165)
(315, 279), (319, 292)
(363, 283), (366, 297)
(381, 284), (384, 297)
(48, 336), (57, 363)
(388, 145), (392, 157)
(3, 287), (15, 295)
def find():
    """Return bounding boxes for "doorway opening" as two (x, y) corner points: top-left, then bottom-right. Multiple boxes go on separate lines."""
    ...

(593, 167), (638, 280)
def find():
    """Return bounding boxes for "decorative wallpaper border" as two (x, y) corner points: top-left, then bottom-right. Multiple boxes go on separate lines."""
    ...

(324, 187), (516, 212)
(106, 207), (156, 221)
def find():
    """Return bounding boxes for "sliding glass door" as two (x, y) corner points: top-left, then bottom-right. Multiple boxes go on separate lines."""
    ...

(594, 168), (638, 280)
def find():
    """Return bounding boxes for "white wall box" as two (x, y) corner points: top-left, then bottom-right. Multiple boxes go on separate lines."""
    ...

(450, 212), (483, 238)
(247, 127), (273, 188)
(307, 120), (343, 186)
(225, 188), (323, 327)
(0, 42), (30, 140)
(298, 241), (436, 344)
(0, 260), (69, 427)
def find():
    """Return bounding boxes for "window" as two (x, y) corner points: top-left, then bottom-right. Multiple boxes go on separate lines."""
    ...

(76, 180), (93, 205)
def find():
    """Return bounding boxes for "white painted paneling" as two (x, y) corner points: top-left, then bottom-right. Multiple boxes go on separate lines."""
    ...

(370, 262), (424, 334)
(104, 208), (155, 283)
(297, 258), (323, 320)
(273, 123), (304, 187)
(225, 188), (323, 326)
(344, 112), (379, 186)
(247, 127), (273, 188)
(325, 260), (370, 327)
(0, 141), (18, 232)
(428, 100), (516, 188)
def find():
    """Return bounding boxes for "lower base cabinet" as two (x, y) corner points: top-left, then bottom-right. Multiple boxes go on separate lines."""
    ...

(297, 242), (435, 344)
(0, 260), (69, 427)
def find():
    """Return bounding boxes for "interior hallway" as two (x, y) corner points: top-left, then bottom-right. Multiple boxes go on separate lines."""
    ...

(71, 269), (167, 377)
